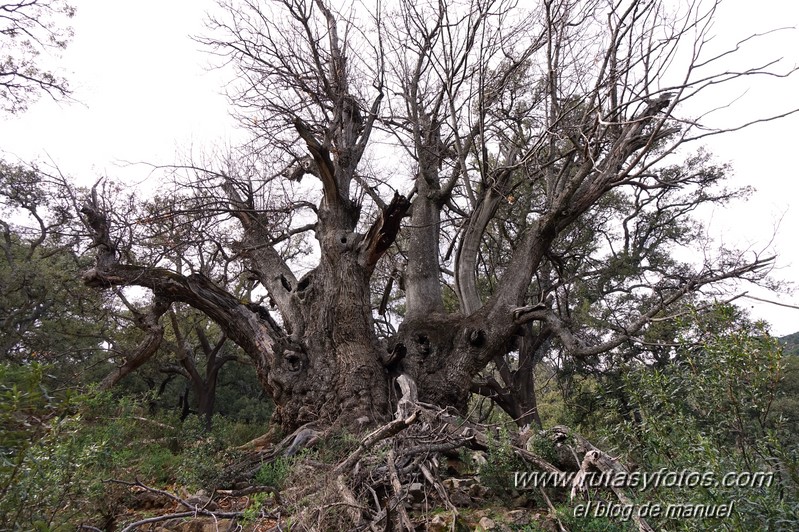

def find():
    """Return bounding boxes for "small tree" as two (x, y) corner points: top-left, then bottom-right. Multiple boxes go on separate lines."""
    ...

(0, 162), (108, 365)
(598, 306), (797, 530)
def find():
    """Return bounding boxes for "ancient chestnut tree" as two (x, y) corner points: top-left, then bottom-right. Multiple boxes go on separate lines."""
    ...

(81, 0), (792, 433)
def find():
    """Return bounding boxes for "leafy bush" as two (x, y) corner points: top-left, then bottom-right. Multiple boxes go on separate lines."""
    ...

(527, 432), (560, 465)
(255, 456), (293, 489)
(479, 426), (527, 501)
(0, 363), (102, 529)
(1, 364), (274, 528)
(241, 492), (269, 525)
(592, 308), (799, 531)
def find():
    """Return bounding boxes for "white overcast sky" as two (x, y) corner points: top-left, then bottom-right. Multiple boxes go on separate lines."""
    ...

(1, 0), (798, 335)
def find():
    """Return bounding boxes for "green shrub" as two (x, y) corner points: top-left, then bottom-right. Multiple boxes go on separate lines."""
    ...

(527, 432), (560, 464)
(241, 492), (269, 525)
(479, 426), (527, 501)
(255, 456), (293, 489)
(0, 364), (103, 529)
(0, 361), (278, 527)
(589, 309), (799, 531)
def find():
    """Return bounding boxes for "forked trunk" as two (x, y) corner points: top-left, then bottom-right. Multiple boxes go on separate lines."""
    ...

(258, 252), (390, 430)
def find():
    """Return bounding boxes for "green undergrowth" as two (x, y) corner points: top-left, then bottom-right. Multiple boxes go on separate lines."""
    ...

(480, 426), (528, 502)
(0, 362), (271, 530)
(571, 313), (799, 531)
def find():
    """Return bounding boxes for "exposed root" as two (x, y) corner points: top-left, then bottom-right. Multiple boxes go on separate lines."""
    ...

(550, 425), (655, 532)
(213, 375), (650, 531)
(106, 479), (244, 531)
(335, 410), (419, 474)
(386, 448), (415, 531)
(281, 374), (562, 529)
(224, 420), (321, 481)
(571, 449), (655, 532)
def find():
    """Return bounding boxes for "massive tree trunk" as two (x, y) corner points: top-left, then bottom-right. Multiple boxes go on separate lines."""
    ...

(263, 252), (391, 429)
(82, 197), (395, 431)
